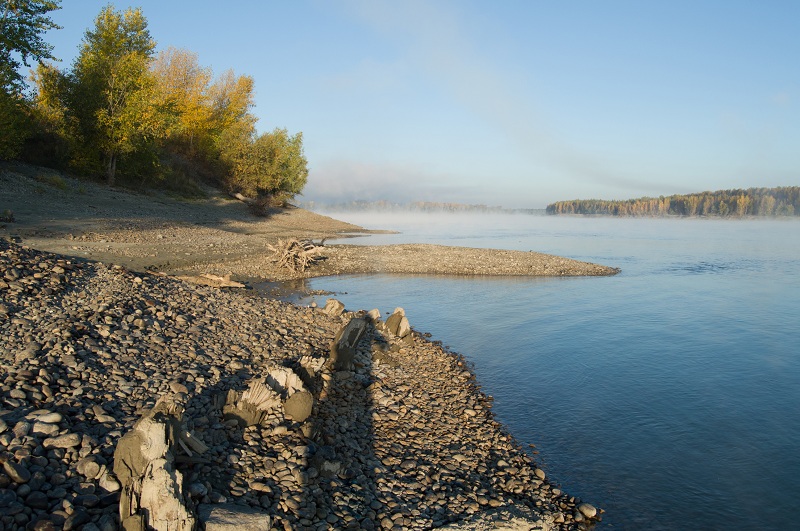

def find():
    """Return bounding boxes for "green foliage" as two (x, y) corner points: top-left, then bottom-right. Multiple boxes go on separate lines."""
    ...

(0, 0), (61, 94)
(0, 87), (30, 159)
(220, 127), (308, 201)
(547, 187), (800, 218)
(14, 4), (309, 201)
(70, 5), (161, 184)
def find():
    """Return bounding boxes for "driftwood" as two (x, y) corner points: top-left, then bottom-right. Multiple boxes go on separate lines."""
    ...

(329, 317), (369, 371)
(223, 367), (315, 427)
(174, 273), (246, 289)
(267, 238), (324, 272)
(113, 396), (202, 531)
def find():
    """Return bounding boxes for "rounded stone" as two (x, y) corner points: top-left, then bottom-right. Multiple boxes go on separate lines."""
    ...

(578, 502), (597, 518)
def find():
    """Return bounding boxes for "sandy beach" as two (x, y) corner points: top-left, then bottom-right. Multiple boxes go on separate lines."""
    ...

(1, 164), (606, 530)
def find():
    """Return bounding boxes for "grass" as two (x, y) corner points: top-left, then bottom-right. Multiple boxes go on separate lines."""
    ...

(35, 172), (68, 191)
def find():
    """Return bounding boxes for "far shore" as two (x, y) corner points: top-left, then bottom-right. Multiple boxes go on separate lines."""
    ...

(0, 165), (619, 285)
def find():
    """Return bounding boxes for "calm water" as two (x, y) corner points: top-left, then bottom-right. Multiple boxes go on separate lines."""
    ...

(302, 213), (800, 530)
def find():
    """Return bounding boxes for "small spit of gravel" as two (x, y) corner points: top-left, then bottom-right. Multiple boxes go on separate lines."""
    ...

(0, 239), (601, 530)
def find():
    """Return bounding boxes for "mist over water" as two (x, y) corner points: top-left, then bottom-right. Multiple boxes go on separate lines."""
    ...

(301, 213), (800, 530)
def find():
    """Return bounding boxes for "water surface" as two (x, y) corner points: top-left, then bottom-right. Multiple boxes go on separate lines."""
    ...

(302, 213), (800, 530)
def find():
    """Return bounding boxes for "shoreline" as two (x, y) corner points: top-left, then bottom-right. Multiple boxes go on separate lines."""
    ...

(1, 164), (619, 285)
(1, 166), (605, 529)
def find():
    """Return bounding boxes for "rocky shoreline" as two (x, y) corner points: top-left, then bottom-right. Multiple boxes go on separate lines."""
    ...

(1, 166), (611, 529)
(0, 239), (601, 530)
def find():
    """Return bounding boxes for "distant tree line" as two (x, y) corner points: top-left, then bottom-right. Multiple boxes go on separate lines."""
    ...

(1, 1), (307, 203)
(303, 199), (545, 215)
(546, 187), (800, 217)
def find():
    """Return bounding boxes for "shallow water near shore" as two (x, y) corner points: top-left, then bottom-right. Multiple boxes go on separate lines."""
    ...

(296, 213), (800, 530)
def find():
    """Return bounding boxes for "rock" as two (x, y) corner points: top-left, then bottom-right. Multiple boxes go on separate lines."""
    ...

(329, 317), (368, 371)
(385, 309), (411, 338)
(223, 379), (282, 427)
(31, 422), (59, 437)
(33, 412), (62, 424)
(63, 509), (90, 531)
(98, 472), (121, 493)
(323, 298), (345, 317)
(283, 390), (313, 422)
(43, 433), (81, 449)
(198, 503), (272, 531)
(170, 381), (189, 394)
(25, 490), (50, 510)
(578, 502), (597, 518)
(76, 457), (101, 479)
(188, 482), (207, 498)
(2, 460), (31, 483)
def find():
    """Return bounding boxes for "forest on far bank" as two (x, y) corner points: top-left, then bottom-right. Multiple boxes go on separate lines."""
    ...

(1, 1), (307, 207)
(547, 187), (800, 217)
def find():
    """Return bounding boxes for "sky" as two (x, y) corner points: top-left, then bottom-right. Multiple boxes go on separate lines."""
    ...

(35, 0), (800, 208)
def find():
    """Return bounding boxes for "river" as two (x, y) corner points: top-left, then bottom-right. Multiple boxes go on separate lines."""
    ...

(296, 213), (800, 530)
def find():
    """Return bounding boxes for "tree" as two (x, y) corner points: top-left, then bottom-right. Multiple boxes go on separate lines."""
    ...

(70, 5), (160, 184)
(0, 0), (60, 159)
(0, 87), (29, 158)
(220, 127), (308, 201)
(0, 0), (60, 94)
(151, 47), (212, 156)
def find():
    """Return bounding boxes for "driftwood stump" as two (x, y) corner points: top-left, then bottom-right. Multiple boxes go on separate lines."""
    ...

(267, 239), (324, 272)
(329, 317), (368, 371)
(113, 396), (202, 531)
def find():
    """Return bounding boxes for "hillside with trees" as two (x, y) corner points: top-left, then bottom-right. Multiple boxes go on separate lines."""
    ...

(546, 187), (800, 218)
(1, 2), (307, 205)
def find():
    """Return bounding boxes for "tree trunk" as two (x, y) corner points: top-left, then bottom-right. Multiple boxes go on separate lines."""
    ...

(106, 153), (117, 185)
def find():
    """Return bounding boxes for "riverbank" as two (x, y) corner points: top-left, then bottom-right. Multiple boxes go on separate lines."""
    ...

(0, 164), (619, 283)
(1, 165), (605, 529)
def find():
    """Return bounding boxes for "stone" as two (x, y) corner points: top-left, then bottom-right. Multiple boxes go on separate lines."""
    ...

(33, 412), (62, 424)
(323, 299), (345, 317)
(198, 503), (272, 531)
(99, 472), (121, 493)
(170, 381), (189, 394)
(76, 457), (101, 480)
(385, 309), (411, 339)
(577, 503), (597, 518)
(43, 433), (81, 449)
(283, 390), (313, 422)
(2, 460), (30, 483)
(32, 422), (59, 437)
(63, 509), (90, 531)
(25, 490), (50, 510)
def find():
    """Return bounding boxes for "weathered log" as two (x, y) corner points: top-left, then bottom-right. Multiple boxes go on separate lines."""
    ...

(329, 317), (369, 371)
(174, 273), (246, 289)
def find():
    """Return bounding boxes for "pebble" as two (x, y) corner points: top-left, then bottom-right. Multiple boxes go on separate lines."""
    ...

(43, 433), (81, 449)
(0, 240), (597, 530)
(3, 460), (31, 483)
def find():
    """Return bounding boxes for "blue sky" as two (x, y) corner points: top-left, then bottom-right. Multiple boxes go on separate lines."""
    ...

(39, 0), (800, 208)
